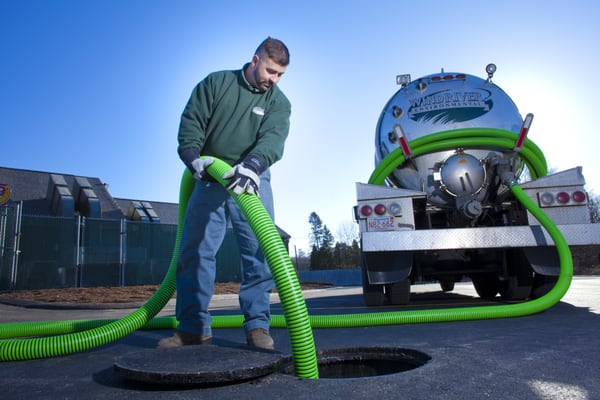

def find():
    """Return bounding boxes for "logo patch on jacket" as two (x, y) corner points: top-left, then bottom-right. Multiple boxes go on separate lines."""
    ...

(252, 107), (265, 116)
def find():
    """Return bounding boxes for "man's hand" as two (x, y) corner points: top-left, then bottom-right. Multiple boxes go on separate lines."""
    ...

(222, 155), (265, 195)
(191, 157), (215, 180)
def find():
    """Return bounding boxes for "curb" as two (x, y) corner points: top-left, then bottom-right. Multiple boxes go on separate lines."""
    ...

(0, 296), (150, 310)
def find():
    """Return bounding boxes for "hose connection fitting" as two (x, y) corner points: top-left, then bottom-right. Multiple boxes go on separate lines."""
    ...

(487, 152), (518, 187)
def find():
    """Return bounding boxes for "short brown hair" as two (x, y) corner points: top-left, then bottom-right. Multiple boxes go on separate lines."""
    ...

(256, 37), (290, 66)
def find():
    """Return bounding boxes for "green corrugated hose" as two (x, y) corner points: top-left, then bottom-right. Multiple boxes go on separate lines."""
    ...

(0, 170), (190, 361)
(0, 160), (319, 378)
(0, 128), (573, 382)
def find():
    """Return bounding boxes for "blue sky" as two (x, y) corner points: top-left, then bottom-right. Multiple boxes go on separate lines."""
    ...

(2, 1), (599, 253)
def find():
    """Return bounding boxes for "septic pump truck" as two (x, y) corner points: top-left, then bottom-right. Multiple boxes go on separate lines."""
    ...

(355, 64), (600, 306)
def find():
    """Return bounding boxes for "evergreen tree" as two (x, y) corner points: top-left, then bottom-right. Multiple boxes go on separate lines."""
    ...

(321, 225), (335, 248)
(308, 212), (335, 269)
(308, 212), (325, 248)
(308, 212), (360, 269)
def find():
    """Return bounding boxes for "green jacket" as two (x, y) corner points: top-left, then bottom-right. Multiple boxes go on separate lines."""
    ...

(177, 64), (291, 169)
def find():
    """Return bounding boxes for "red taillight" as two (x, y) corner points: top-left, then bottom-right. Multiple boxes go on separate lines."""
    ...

(374, 204), (386, 215)
(361, 205), (373, 216)
(556, 192), (571, 204)
(539, 190), (588, 207)
(572, 190), (587, 203)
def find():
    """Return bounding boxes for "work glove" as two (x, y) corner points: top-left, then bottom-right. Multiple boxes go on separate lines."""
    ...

(222, 154), (266, 195)
(191, 157), (215, 180)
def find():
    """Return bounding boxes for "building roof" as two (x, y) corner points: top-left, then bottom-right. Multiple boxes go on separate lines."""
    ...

(0, 166), (290, 238)
(112, 197), (180, 225)
(0, 166), (123, 219)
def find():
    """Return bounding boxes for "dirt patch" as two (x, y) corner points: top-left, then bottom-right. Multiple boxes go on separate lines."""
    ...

(0, 282), (333, 304)
(571, 245), (600, 275)
(1, 245), (597, 305)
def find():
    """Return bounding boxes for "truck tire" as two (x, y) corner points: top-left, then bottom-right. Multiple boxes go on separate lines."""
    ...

(531, 273), (558, 298)
(499, 276), (532, 300)
(499, 249), (533, 300)
(386, 279), (411, 305)
(440, 280), (455, 292)
(471, 273), (499, 299)
(361, 264), (386, 306)
(363, 290), (387, 307)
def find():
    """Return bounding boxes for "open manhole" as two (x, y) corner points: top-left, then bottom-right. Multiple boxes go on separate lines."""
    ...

(114, 345), (430, 386)
(281, 347), (430, 379)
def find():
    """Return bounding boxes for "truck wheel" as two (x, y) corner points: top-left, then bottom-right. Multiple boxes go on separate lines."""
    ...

(386, 279), (411, 305)
(363, 290), (386, 307)
(531, 274), (558, 298)
(471, 273), (499, 299)
(499, 276), (532, 300)
(440, 280), (455, 292)
(361, 264), (386, 306)
(499, 249), (533, 300)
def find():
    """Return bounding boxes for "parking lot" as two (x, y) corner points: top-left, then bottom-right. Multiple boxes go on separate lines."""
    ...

(1, 277), (599, 399)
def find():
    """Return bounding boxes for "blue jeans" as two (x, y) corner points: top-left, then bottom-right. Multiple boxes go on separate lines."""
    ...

(175, 170), (275, 337)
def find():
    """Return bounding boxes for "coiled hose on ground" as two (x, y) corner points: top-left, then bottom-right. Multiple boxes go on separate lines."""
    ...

(0, 128), (573, 381)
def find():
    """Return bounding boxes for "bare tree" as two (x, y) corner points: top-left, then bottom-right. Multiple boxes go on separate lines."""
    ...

(336, 220), (359, 245)
(589, 190), (600, 223)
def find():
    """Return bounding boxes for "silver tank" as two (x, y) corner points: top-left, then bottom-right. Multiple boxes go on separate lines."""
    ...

(375, 65), (524, 212)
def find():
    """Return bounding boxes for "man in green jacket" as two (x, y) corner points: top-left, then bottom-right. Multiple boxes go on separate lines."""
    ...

(158, 37), (291, 350)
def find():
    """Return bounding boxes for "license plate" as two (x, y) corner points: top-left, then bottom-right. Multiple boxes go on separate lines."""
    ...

(367, 216), (395, 231)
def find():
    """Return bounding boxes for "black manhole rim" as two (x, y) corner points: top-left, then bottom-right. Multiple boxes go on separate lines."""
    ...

(113, 344), (285, 387)
(280, 346), (431, 379)
(114, 345), (431, 386)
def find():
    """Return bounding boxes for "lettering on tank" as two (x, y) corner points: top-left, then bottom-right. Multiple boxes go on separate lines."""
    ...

(408, 89), (493, 124)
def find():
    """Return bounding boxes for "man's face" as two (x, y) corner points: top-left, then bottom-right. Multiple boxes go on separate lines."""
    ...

(250, 54), (286, 92)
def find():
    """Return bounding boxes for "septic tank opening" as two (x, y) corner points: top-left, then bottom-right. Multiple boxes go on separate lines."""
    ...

(281, 347), (430, 379)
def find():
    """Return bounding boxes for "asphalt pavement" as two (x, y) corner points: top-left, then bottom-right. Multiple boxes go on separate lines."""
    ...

(1, 277), (599, 400)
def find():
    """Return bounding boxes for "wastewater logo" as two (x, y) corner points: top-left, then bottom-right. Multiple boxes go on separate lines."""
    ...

(0, 184), (10, 204)
(408, 89), (493, 124)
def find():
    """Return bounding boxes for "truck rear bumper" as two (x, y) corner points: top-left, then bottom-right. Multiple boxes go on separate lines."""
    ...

(361, 224), (600, 252)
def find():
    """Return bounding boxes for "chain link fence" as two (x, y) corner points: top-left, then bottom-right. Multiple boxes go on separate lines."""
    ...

(0, 203), (242, 291)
